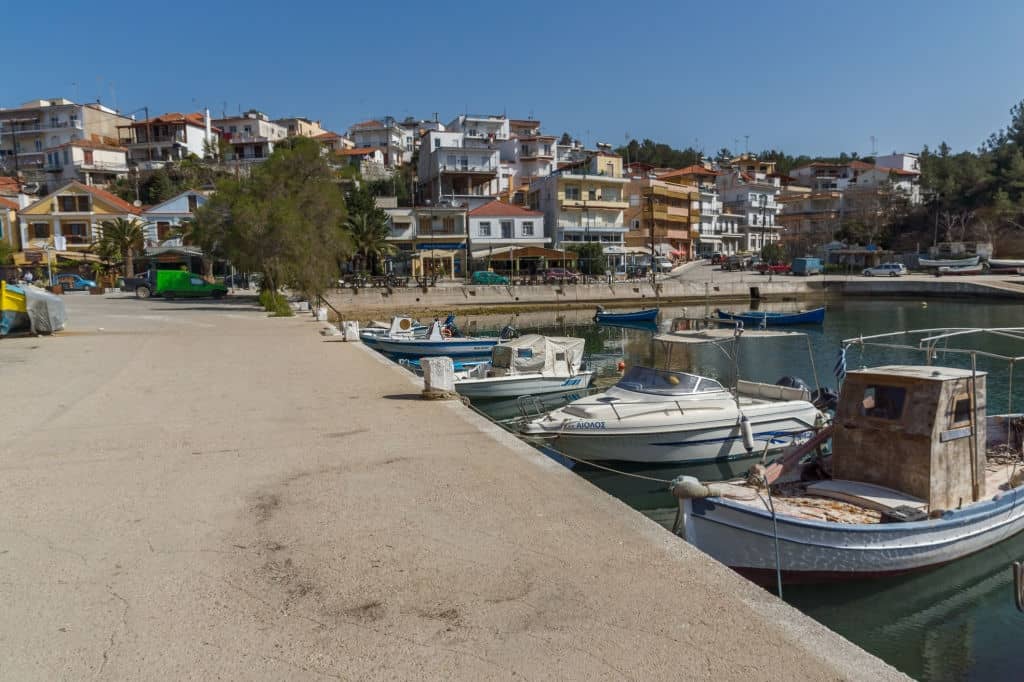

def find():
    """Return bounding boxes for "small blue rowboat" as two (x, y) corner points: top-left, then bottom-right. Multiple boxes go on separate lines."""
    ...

(594, 307), (659, 324)
(716, 306), (826, 326)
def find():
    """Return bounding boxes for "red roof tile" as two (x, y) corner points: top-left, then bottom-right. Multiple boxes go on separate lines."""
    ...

(0, 177), (22, 194)
(336, 147), (382, 156)
(657, 165), (718, 180)
(350, 119), (384, 130)
(0, 196), (18, 210)
(75, 182), (140, 214)
(468, 200), (543, 217)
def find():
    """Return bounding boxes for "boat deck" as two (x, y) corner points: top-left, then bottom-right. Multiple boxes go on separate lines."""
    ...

(717, 452), (1023, 524)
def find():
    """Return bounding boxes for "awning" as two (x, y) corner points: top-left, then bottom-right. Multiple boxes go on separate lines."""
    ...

(13, 250), (101, 267)
(414, 249), (458, 259)
(415, 242), (465, 251)
(470, 245), (518, 258)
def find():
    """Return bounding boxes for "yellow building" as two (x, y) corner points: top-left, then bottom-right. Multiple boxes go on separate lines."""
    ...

(529, 153), (632, 272)
(624, 178), (700, 260)
(16, 180), (140, 265)
(728, 154), (777, 176)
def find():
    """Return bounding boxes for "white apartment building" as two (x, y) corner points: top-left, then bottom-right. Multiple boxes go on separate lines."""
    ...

(417, 130), (500, 206)
(529, 153), (630, 272)
(117, 111), (214, 169)
(716, 170), (783, 253)
(349, 118), (408, 167)
(0, 98), (131, 189)
(214, 110), (287, 163)
(467, 200), (548, 253)
(43, 139), (128, 187)
(498, 119), (556, 203)
(447, 114), (510, 143)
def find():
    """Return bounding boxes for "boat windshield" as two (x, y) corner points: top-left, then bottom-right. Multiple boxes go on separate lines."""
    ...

(615, 366), (724, 395)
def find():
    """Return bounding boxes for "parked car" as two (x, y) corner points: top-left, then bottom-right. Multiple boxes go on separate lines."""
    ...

(223, 273), (252, 288)
(121, 270), (156, 296)
(156, 270), (228, 299)
(755, 262), (791, 275)
(721, 255), (754, 271)
(53, 273), (97, 291)
(471, 270), (509, 285)
(862, 262), (907, 277)
(542, 268), (579, 284)
(710, 252), (724, 265)
(653, 257), (674, 273)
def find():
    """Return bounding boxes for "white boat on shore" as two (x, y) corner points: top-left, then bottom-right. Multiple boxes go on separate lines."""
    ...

(670, 327), (1024, 584)
(918, 255), (980, 268)
(986, 258), (1024, 271)
(453, 334), (595, 399)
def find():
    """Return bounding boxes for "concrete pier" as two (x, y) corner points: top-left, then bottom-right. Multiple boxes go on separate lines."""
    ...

(0, 294), (906, 680)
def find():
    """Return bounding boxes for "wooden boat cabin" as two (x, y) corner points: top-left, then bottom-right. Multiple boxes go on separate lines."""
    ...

(833, 365), (987, 513)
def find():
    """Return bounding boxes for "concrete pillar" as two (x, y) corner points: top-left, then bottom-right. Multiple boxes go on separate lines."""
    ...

(422, 356), (458, 400)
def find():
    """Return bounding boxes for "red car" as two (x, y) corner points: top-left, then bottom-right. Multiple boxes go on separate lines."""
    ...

(542, 268), (580, 284)
(756, 262), (791, 275)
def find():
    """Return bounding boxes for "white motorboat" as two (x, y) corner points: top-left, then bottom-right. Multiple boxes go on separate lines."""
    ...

(521, 365), (820, 464)
(918, 255), (980, 268)
(520, 326), (827, 464)
(670, 327), (1024, 584)
(453, 334), (595, 400)
(359, 315), (426, 349)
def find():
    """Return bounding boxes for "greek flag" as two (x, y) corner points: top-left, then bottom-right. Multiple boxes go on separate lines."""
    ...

(834, 346), (847, 382)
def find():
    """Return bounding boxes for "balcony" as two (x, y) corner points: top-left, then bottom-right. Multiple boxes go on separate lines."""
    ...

(561, 198), (628, 210)
(439, 163), (496, 174)
(7, 120), (83, 134)
(80, 160), (130, 172)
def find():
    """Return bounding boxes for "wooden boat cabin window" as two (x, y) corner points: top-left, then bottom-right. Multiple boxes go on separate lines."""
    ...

(952, 393), (973, 427)
(859, 385), (906, 420)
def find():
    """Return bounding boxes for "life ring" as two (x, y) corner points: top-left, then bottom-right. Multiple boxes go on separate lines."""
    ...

(441, 327), (453, 339)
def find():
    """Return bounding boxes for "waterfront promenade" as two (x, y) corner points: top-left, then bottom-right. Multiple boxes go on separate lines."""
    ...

(0, 295), (905, 680)
(325, 262), (1024, 316)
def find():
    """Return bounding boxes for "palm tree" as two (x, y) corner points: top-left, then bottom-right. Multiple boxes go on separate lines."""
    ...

(344, 211), (394, 274)
(99, 217), (146, 278)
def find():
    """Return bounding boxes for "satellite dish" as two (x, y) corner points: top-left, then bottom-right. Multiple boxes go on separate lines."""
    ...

(133, 200), (142, 207)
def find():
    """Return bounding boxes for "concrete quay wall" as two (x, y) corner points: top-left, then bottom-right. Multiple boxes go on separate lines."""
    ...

(326, 277), (818, 314)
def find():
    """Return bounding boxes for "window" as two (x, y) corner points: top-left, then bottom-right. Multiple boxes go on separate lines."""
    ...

(522, 221), (534, 236)
(32, 223), (49, 239)
(952, 393), (973, 426)
(501, 220), (513, 238)
(479, 221), (491, 236)
(543, 144), (552, 155)
(860, 385), (907, 420)
(588, 189), (597, 200)
(521, 144), (529, 155)
(157, 222), (172, 240)
(187, 195), (198, 212)
(190, 277), (205, 286)
(447, 154), (456, 167)
(434, 138), (441, 149)
(564, 186), (580, 200)
(83, 150), (93, 165)
(34, 139), (42, 152)
(58, 196), (90, 212)
(64, 222), (88, 243)
(63, 149), (70, 164)
(442, 216), (456, 233)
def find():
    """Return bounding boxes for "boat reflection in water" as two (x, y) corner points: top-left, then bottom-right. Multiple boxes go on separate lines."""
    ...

(786, 527), (1024, 681)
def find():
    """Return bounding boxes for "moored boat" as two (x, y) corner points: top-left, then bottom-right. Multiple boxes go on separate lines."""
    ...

(521, 327), (832, 464)
(364, 316), (509, 359)
(453, 334), (595, 399)
(1, 281), (29, 336)
(936, 263), (985, 276)
(715, 306), (825, 326)
(593, 307), (659, 324)
(671, 327), (1024, 584)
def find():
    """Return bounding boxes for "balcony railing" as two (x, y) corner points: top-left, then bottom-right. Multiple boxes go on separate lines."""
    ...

(5, 120), (83, 134)
(439, 163), (495, 173)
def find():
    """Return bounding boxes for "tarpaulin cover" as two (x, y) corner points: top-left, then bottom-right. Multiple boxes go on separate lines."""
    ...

(23, 286), (67, 334)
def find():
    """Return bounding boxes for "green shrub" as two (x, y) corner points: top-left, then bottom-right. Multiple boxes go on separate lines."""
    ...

(259, 289), (294, 316)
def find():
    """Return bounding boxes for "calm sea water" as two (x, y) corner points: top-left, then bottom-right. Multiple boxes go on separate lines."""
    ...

(461, 298), (1024, 681)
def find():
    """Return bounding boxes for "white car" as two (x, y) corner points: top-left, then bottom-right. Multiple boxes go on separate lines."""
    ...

(654, 257), (674, 273)
(862, 262), (907, 277)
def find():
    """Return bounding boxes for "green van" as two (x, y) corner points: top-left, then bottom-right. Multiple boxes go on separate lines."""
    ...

(156, 270), (228, 299)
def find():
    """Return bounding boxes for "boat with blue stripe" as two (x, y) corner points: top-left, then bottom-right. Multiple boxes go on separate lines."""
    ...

(715, 306), (825, 326)
(593, 306), (659, 324)
(1, 281), (29, 336)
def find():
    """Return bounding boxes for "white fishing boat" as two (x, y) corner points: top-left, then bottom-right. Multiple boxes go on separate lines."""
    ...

(359, 315), (427, 350)
(520, 327), (826, 464)
(364, 316), (510, 359)
(671, 327), (1024, 584)
(453, 334), (595, 399)
(918, 255), (980, 268)
(936, 263), (985, 276)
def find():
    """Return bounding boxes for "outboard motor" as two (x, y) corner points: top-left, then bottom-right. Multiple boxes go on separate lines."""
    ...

(775, 376), (811, 393)
(811, 387), (840, 412)
(499, 325), (519, 340)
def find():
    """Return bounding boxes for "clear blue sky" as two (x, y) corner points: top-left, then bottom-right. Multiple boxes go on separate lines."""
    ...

(6, 0), (1023, 157)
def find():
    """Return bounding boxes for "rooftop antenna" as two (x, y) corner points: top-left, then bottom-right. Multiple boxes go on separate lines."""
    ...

(71, 81), (79, 103)
(222, 101), (227, 118)
(870, 135), (878, 156)
(109, 81), (116, 111)
(744, 134), (749, 154)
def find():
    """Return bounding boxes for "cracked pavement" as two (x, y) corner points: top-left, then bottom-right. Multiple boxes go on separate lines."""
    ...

(0, 294), (906, 680)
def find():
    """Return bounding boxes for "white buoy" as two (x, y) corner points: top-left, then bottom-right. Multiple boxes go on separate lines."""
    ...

(740, 415), (755, 452)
